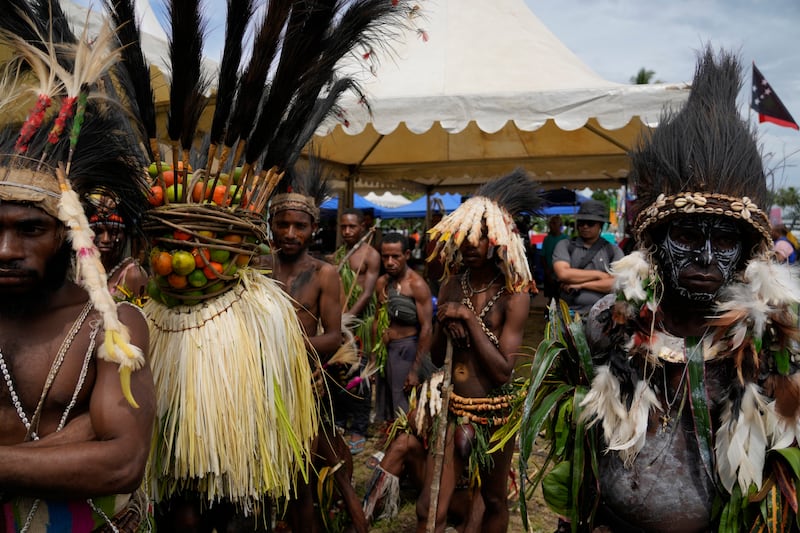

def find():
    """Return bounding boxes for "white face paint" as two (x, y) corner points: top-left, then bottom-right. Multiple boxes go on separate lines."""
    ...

(657, 215), (742, 302)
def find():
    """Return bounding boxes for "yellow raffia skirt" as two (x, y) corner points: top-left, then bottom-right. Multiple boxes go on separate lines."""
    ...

(144, 269), (317, 507)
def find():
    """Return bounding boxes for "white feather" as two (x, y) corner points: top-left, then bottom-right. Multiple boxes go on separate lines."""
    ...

(715, 383), (768, 493)
(580, 366), (662, 466)
(611, 251), (651, 302)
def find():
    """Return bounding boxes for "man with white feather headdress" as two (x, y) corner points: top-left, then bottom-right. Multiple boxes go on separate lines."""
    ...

(542, 47), (800, 532)
(417, 169), (541, 532)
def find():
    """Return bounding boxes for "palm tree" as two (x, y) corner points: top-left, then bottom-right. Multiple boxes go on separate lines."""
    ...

(630, 67), (656, 84)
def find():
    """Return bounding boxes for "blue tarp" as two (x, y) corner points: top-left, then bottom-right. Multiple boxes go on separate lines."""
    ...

(540, 190), (592, 216)
(320, 194), (383, 215)
(380, 193), (463, 219)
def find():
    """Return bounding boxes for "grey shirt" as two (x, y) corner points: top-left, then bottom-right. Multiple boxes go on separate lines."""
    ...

(552, 236), (623, 315)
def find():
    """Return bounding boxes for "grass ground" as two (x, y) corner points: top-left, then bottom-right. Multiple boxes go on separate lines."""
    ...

(348, 296), (559, 532)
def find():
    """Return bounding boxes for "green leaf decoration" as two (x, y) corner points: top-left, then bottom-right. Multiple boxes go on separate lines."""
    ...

(542, 460), (572, 515)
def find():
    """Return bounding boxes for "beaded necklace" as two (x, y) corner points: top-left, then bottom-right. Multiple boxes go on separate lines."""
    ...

(460, 271), (505, 348)
(0, 301), (99, 533)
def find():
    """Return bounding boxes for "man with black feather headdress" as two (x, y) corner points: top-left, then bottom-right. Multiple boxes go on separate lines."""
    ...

(0, 66), (155, 533)
(418, 169), (541, 533)
(521, 48), (800, 532)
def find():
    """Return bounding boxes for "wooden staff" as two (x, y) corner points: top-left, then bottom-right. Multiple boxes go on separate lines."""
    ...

(427, 338), (453, 533)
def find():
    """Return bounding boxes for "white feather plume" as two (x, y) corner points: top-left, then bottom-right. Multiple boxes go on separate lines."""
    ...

(715, 383), (768, 493)
(611, 251), (652, 303)
(580, 366), (662, 466)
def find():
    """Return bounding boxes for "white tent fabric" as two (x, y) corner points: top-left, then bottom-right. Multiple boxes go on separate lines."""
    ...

(364, 191), (412, 208)
(314, 0), (691, 192)
(62, 0), (217, 81)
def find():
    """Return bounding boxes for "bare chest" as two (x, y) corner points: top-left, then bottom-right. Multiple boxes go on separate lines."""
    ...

(0, 306), (97, 441)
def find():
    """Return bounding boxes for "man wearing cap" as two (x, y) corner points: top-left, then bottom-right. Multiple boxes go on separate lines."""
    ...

(551, 199), (622, 316)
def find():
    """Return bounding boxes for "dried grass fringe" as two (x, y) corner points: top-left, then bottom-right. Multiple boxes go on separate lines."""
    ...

(144, 269), (318, 508)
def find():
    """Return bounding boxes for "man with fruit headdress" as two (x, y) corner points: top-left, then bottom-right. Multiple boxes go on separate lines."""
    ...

(515, 48), (800, 533)
(0, 6), (156, 529)
(91, 0), (420, 530)
(417, 169), (541, 533)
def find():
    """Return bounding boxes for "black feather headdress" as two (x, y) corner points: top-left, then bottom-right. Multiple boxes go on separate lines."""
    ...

(269, 151), (333, 223)
(427, 168), (542, 292)
(630, 46), (770, 253)
(105, 0), (417, 213)
(0, 2), (151, 405)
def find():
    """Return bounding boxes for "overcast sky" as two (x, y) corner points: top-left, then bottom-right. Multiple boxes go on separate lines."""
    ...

(527, 0), (800, 189)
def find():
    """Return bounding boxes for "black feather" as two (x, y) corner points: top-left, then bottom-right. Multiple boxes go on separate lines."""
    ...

(166, 0), (210, 150)
(223, 0), (291, 150)
(244, 0), (337, 165)
(104, 0), (157, 156)
(32, 0), (75, 44)
(207, 0), (253, 150)
(630, 46), (766, 238)
(475, 168), (543, 217)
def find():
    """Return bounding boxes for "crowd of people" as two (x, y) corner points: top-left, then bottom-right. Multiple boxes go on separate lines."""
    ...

(3, 1), (800, 532)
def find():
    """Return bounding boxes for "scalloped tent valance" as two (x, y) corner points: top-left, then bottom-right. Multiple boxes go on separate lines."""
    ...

(313, 0), (690, 193)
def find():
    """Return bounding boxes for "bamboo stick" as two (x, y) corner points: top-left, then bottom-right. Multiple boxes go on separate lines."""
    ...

(426, 338), (453, 533)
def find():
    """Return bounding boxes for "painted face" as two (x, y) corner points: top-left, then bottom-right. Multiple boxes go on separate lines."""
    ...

(270, 209), (316, 259)
(658, 215), (742, 302)
(380, 241), (409, 277)
(0, 203), (67, 298)
(339, 214), (364, 246)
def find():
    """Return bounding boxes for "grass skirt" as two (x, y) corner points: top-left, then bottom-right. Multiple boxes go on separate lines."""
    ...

(144, 269), (317, 508)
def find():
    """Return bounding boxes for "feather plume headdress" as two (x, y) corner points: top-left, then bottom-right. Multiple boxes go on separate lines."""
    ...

(426, 169), (542, 293)
(630, 47), (771, 255)
(583, 47), (800, 510)
(0, 3), (150, 407)
(105, 0), (419, 214)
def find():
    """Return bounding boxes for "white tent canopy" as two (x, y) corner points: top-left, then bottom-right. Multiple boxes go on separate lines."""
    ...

(314, 0), (690, 193)
(364, 191), (412, 208)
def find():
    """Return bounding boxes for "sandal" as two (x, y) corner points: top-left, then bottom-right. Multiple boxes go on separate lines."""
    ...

(348, 436), (366, 455)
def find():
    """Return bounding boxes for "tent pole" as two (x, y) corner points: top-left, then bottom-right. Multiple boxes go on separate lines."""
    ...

(425, 186), (433, 233)
(583, 122), (629, 152)
(346, 170), (355, 209)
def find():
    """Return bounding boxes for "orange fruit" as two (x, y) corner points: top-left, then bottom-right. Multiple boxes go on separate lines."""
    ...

(192, 181), (211, 202)
(193, 248), (211, 268)
(152, 251), (174, 276)
(212, 185), (229, 206)
(222, 233), (243, 244)
(161, 170), (175, 188)
(148, 185), (164, 206)
(173, 229), (192, 241)
(203, 261), (224, 280)
(234, 253), (250, 267)
(167, 273), (188, 289)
